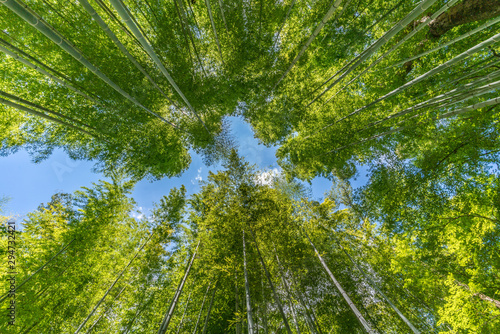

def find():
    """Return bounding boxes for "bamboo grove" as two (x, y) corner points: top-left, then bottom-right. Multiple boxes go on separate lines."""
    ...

(1, 0), (499, 332)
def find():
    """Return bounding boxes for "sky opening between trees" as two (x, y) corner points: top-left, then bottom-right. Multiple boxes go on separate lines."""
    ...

(1, 0), (500, 332)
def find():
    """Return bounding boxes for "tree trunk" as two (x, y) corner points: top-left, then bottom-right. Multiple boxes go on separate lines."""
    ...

(303, 229), (375, 333)
(243, 230), (255, 334)
(176, 292), (191, 334)
(0, 239), (75, 304)
(248, 228), (292, 334)
(429, 0), (500, 38)
(279, 272), (301, 334)
(158, 240), (200, 334)
(85, 286), (126, 334)
(202, 281), (218, 334)
(282, 260), (319, 334)
(2, 0), (179, 130)
(0, 98), (107, 143)
(274, 248), (306, 334)
(454, 281), (500, 309)
(260, 272), (268, 334)
(193, 283), (211, 334)
(75, 234), (152, 334)
(0, 40), (99, 104)
(335, 238), (420, 333)
(273, 0), (344, 90)
(79, 0), (183, 113)
(108, 0), (208, 132)
(205, 0), (224, 64)
(235, 268), (242, 334)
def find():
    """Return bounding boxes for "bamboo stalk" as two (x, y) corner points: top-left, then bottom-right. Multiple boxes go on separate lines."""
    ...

(192, 283), (211, 334)
(108, 0), (209, 133)
(327, 96), (500, 155)
(309, 0), (439, 106)
(308, 31), (500, 137)
(79, 0), (184, 114)
(84, 286), (127, 334)
(0, 98), (107, 143)
(386, 15), (500, 70)
(74, 234), (153, 334)
(0, 43), (97, 103)
(243, 230), (255, 334)
(0, 90), (100, 133)
(334, 237), (420, 333)
(248, 227), (292, 334)
(202, 281), (218, 334)
(0, 239), (75, 304)
(1, 0), (180, 130)
(303, 228), (375, 333)
(205, 0), (224, 64)
(325, 0), (461, 105)
(157, 240), (200, 334)
(273, 0), (344, 90)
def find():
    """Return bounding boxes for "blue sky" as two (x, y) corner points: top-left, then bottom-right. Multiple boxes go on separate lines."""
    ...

(0, 117), (367, 220)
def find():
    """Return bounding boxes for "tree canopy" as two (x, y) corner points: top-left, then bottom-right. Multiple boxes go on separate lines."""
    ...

(1, 0), (500, 332)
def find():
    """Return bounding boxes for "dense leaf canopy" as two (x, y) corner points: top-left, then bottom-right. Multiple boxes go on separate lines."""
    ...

(1, 0), (500, 333)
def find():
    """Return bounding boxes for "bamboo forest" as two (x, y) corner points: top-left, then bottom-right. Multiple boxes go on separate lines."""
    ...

(1, 0), (500, 332)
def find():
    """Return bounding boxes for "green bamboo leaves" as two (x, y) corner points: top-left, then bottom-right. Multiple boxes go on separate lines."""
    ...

(274, 0), (344, 90)
(309, 0), (440, 106)
(108, 0), (209, 133)
(1, 0), (179, 130)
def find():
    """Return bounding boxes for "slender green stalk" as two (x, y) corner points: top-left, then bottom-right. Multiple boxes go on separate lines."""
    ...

(0, 34), (100, 101)
(273, 0), (344, 90)
(243, 230), (255, 334)
(218, 0), (228, 32)
(172, 0), (195, 69)
(288, 271), (320, 334)
(108, 0), (209, 133)
(361, 0), (405, 35)
(175, 292), (191, 334)
(334, 237), (420, 333)
(358, 70), (500, 133)
(274, 251), (301, 334)
(79, 0), (183, 113)
(309, 0), (404, 96)
(202, 281), (218, 334)
(303, 228), (375, 333)
(325, 0), (461, 104)
(0, 239), (75, 304)
(328, 97), (500, 155)
(0, 98), (106, 142)
(1, 0), (180, 130)
(0, 43), (97, 104)
(74, 234), (153, 334)
(192, 283), (211, 334)
(205, 0), (224, 63)
(157, 240), (200, 334)
(309, 31), (500, 137)
(309, 0), (439, 106)
(94, 0), (142, 47)
(0, 90), (99, 132)
(386, 15), (500, 70)
(123, 291), (157, 334)
(248, 227), (292, 334)
(175, 0), (208, 77)
(273, 0), (297, 49)
(84, 286), (127, 334)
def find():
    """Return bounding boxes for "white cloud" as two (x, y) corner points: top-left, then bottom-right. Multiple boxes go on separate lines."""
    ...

(131, 206), (144, 220)
(254, 168), (280, 186)
(192, 168), (203, 184)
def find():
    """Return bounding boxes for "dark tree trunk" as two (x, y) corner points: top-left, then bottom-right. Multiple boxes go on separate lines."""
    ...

(428, 0), (500, 38)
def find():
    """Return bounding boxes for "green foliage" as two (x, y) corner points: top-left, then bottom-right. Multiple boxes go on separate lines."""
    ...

(1, 0), (500, 332)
